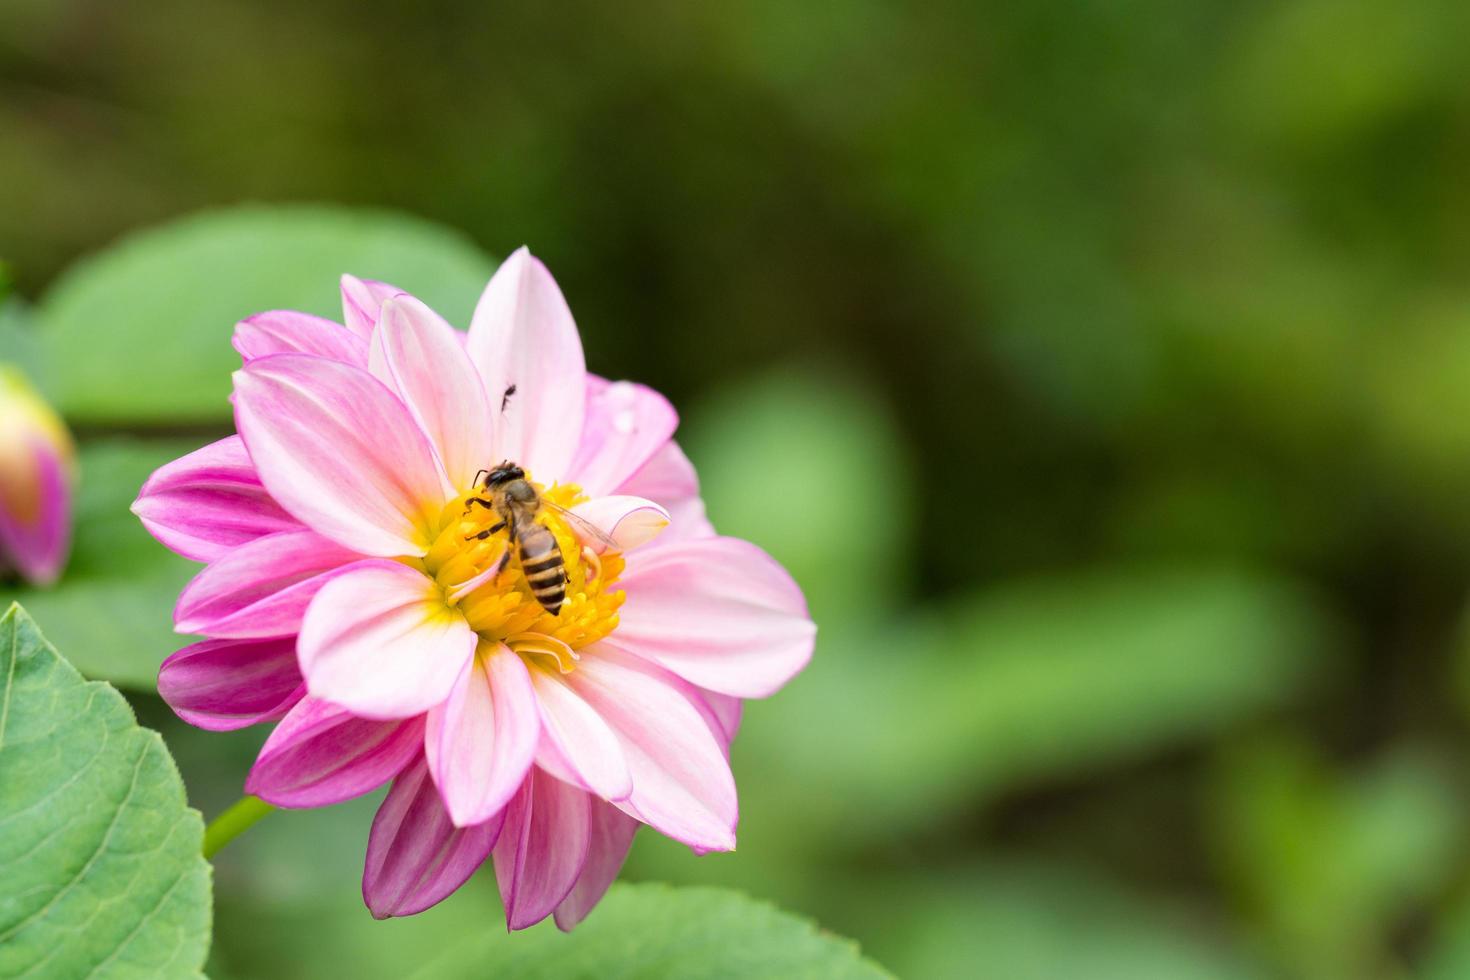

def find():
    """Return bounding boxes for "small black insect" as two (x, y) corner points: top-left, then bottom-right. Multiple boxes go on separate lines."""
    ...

(501, 383), (517, 412)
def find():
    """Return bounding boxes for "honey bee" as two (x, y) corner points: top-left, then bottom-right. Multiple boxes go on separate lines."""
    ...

(464, 461), (618, 615)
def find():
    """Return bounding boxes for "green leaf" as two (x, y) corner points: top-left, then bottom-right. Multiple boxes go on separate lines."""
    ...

(413, 883), (891, 980)
(36, 205), (496, 425)
(1, 438), (206, 689)
(0, 604), (211, 978)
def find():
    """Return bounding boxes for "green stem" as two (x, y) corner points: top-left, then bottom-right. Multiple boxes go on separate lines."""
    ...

(203, 795), (276, 859)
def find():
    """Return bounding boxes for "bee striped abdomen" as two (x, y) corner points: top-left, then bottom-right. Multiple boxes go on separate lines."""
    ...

(517, 523), (567, 614)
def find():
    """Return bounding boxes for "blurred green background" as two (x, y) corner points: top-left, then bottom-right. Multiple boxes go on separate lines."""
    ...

(5, 1), (1470, 977)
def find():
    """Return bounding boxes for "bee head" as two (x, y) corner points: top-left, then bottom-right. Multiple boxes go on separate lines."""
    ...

(484, 462), (524, 488)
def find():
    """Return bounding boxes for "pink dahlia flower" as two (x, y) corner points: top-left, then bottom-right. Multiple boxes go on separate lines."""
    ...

(0, 365), (75, 586)
(132, 249), (815, 929)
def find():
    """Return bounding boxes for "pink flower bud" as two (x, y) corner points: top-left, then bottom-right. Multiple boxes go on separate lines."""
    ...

(0, 366), (75, 585)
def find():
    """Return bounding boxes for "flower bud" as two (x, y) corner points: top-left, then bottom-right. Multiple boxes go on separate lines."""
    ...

(0, 366), (75, 585)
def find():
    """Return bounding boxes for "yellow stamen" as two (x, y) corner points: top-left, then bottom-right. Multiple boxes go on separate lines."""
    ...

(506, 633), (579, 673)
(415, 474), (625, 673)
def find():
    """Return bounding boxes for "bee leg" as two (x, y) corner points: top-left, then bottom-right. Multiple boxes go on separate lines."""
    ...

(465, 521), (506, 542)
(463, 497), (496, 512)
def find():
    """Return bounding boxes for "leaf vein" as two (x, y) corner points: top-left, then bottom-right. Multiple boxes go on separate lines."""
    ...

(0, 737), (145, 946)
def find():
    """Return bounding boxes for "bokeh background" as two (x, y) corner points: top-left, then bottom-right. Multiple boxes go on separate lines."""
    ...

(5, 1), (1470, 977)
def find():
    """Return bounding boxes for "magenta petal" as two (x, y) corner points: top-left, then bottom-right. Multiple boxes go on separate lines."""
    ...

(610, 536), (814, 698)
(131, 435), (300, 563)
(246, 696), (425, 807)
(158, 637), (303, 731)
(372, 296), (493, 492)
(341, 275), (407, 339)
(553, 797), (640, 931)
(0, 436), (70, 585)
(233, 354), (449, 557)
(173, 529), (360, 638)
(425, 644), (539, 828)
(298, 559), (476, 720)
(567, 647), (737, 852)
(233, 311), (369, 366)
(465, 248), (587, 483)
(492, 769), (593, 931)
(614, 440), (715, 549)
(363, 756), (505, 919)
(567, 376), (678, 497)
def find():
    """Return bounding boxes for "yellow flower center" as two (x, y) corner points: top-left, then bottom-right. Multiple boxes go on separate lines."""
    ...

(414, 476), (625, 674)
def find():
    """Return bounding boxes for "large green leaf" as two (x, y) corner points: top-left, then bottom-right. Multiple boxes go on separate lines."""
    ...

(413, 883), (890, 980)
(0, 604), (211, 978)
(0, 438), (206, 689)
(36, 205), (496, 425)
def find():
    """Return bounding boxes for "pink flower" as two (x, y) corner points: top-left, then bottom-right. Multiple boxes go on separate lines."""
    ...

(133, 249), (814, 929)
(0, 366), (75, 586)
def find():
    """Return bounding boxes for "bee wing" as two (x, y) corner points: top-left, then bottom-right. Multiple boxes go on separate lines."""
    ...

(542, 498), (622, 552)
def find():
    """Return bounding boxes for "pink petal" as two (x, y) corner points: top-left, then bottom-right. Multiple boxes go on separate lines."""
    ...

(608, 536), (813, 699)
(0, 436), (70, 585)
(567, 376), (678, 497)
(568, 495), (670, 553)
(245, 696), (425, 808)
(617, 437), (698, 500)
(694, 688), (743, 749)
(157, 637), (304, 732)
(233, 354), (449, 557)
(529, 666), (632, 802)
(492, 768), (592, 930)
(568, 647), (737, 852)
(364, 756), (505, 918)
(341, 275), (407, 339)
(233, 311), (369, 366)
(172, 529), (360, 638)
(615, 440), (716, 548)
(465, 248), (586, 482)
(371, 297), (493, 493)
(298, 559), (476, 720)
(553, 797), (640, 931)
(425, 643), (540, 828)
(131, 435), (300, 563)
